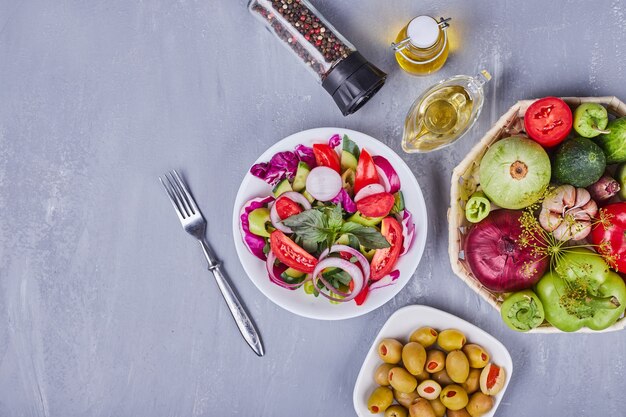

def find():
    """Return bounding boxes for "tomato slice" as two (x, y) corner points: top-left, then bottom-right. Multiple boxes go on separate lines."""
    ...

(524, 97), (572, 147)
(354, 149), (380, 194)
(270, 230), (318, 273)
(275, 196), (302, 220)
(313, 144), (341, 172)
(349, 267), (370, 305)
(370, 217), (403, 280)
(356, 192), (395, 218)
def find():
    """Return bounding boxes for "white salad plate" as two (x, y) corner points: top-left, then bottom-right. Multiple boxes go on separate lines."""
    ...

(232, 128), (428, 320)
(353, 305), (513, 416)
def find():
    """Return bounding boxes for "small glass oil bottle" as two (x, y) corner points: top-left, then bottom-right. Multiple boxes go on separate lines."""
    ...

(402, 70), (492, 153)
(392, 16), (451, 75)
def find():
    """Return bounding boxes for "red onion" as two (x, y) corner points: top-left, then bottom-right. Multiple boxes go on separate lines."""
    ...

(587, 175), (620, 202)
(312, 257), (364, 302)
(319, 244), (370, 281)
(354, 183), (385, 203)
(306, 166), (342, 201)
(269, 192), (312, 233)
(266, 252), (309, 290)
(370, 270), (400, 291)
(465, 210), (548, 292)
(373, 156), (401, 194)
(399, 209), (416, 256)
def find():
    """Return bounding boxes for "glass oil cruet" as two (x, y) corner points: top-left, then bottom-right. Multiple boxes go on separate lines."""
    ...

(402, 70), (492, 153)
(392, 16), (451, 75)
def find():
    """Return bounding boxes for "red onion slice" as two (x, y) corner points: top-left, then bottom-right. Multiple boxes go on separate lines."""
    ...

(266, 252), (309, 290)
(319, 244), (370, 282)
(306, 166), (342, 201)
(269, 192), (312, 233)
(370, 270), (400, 291)
(400, 209), (416, 256)
(373, 156), (401, 194)
(312, 257), (364, 302)
(354, 183), (385, 203)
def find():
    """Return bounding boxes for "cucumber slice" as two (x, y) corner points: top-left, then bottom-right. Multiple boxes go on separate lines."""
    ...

(302, 190), (315, 204)
(348, 212), (384, 227)
(303, 280), (317, 296)
(390, 191), (405, 214)
(272, 179), (292, 197)
(342, 134), (360, 159)
(248, 208), (271, 237)
(283, 267), (305, 279)
(292, 162), (310, 192)
(341, 150), (358, 172)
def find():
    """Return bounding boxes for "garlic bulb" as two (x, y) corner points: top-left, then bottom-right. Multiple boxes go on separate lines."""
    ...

(539, 185), (598, 241)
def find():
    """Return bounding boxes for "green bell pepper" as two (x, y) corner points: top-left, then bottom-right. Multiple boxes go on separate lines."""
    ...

(500, 290), (545, 332)
(535, 248), (626, 332)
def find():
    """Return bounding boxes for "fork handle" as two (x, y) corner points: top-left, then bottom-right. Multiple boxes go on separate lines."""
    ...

(199, 239), (265, 357)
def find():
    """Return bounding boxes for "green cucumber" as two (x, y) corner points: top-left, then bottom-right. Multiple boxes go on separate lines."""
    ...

(340, 150), (358, 172)
(348, 212), (384, 227)
(303, 280), (317, 295)
(272, 179), (292, 197)
(342, 135), (360, 159)
(248, 208), (271, 237)
(302, 190), (315, 204)
(292, 162), (310, 192)
(390, 191), (405, 214)
(283, 267), (305, 279)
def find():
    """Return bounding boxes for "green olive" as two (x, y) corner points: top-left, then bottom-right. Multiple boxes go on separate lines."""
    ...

(446, 409), (471, 417)
(462, 369), (481, 394)
(378, 338), (403, 364)
(437, 329), (466, 351)
(388, 367), (418, 393)
(479, 363), (506, 395)
(374, 363), (395, 386)
(416, 379), (442, 400)
(440, 385), (469, 411)
(446, 350), (470, 383)
(428, 398), (446, 417)
(367, 386), (394, 414)
(415, 368), (430, 382)
(431, 369), (453, 386)
(384, 404), (408, 417)
(408, 397), (436, 417)
(393, 389), (419, 408)
(409, 326), (438, 348)
(425, 350), (445, 373)
(402, 342), (427, 375)
(466, 392), (494, 417)
(462, 344), (490, 369)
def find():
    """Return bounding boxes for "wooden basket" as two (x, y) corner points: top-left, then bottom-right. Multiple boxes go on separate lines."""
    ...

(448, 96), (626, 333)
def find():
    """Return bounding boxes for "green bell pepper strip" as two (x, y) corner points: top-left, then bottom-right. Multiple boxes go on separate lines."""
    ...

(500, 290), (545, 332)
(535, 248), (626, 332)
(465, 191), (491, 223)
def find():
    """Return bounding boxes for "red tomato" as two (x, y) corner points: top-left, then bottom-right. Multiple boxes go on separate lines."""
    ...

(524, 97), (572, 147)
(313, 144), (341, 172)
(350, 279), (370, 306)
(270, 230), (318, 273)
(356, 192), (395, 218)
(370, 217), (403, 280)
(354, 149), (380, 194)
(275, 196), (303, 220)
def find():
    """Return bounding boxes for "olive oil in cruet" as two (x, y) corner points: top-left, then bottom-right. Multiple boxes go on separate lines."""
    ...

(402, 70), (492, 153)
(392, 16), (451, 75)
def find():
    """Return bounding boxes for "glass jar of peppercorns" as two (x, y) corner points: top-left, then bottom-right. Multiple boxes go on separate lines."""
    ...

(248, 0), (386, 116)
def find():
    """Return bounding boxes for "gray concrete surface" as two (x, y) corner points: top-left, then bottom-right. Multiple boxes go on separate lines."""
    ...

(1, 0), (625, 416)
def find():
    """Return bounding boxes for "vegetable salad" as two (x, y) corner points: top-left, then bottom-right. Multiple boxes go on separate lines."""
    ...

(239, 134), (416, 306)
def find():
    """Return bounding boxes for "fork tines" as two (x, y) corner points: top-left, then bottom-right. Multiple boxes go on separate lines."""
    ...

(159, 170), (199, 220)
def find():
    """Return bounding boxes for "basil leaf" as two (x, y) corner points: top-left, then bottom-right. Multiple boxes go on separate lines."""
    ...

(282, 209), (328, 243)
(341, 222), (390, 249)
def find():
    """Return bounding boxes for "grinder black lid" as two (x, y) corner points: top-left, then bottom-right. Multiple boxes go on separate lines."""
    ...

(322, 52), (386, 116)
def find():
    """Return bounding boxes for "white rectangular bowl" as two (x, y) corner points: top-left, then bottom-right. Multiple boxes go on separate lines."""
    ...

(353, 305), (513, 417)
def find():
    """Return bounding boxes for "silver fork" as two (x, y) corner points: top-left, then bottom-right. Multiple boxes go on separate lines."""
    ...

(159, 170), (264, 356)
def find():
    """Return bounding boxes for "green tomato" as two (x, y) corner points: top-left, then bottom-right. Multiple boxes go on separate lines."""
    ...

(573, 103), (609, 138)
